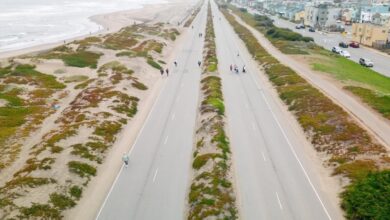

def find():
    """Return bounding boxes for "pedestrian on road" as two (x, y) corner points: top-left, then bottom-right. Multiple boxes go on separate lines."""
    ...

(122, 152), (129, 168)
(198, 61), (201, 67)
(166, 68), (169, 76)
(242, 65), (246, 73)
(230, 64), (233, 71)
(160, 68), (164, 76)
(174, 61), (177, 67)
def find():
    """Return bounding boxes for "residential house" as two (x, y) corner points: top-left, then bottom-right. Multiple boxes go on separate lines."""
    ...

(360, 4), (390, 22)
(352, 23), (388, 47)
(295, 10), (306, 22)
(304, 3), (341, 29)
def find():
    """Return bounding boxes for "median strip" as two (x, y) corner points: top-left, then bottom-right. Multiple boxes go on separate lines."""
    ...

(187, 3), (238, 220)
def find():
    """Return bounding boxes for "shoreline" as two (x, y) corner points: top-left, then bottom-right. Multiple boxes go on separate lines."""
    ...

(0, 3), (168, 60)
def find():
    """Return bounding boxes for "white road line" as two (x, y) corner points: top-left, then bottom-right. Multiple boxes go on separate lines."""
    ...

(164, 136), (169, 145)
(260, 92), (332, 220)
(153, 169), (159, 182)
(262, 152), (266, 161)
(276, 192), (283, 210)
(171, 113), (176, 121)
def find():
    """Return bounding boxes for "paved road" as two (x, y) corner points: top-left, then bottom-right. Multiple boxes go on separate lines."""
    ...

(241, 6), (390, 78)
(95, 3), (207, 220)
(211, 1), (342, 219)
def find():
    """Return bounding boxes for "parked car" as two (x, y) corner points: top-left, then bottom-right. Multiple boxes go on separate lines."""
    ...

(339, 50), (351, 58)
(332, 46), (342, 54)
(359, 58), (373, 67)
(295, 24), (305, 29)
(349, 42), (360, 48)
(309, 27), (315, 32)
(339, 42), (349, 48)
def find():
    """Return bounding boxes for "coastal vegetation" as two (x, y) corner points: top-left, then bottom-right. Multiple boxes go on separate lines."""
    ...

(219, 3), (390, 219)
(184, 1), (203, 28)
(188, 4), (237, 220)
(0, 19), (179, 219)
(0, 63), (65, 169)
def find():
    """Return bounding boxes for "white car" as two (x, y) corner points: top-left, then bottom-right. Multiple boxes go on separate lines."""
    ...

(332, 46), (342, 54)
(339, 50), (351, 58)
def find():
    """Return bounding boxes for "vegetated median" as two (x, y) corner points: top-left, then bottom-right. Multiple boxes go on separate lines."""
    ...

(187, 3), (238, 220)
(218, 2), (390, 220)
(184, 0), (204, 28)
(230, 5), (390, 121)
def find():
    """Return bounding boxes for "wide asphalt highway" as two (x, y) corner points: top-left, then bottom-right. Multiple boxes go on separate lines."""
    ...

(211, 1), (342, 219)
(95, 2), (207, 219)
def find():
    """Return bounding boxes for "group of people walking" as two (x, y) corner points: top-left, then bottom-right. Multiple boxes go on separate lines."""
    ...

(230, 64), (246, 74)
(160, 68), (169, 76)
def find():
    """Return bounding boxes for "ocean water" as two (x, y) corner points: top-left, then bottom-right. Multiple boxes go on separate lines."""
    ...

(0, 0), (165, 52)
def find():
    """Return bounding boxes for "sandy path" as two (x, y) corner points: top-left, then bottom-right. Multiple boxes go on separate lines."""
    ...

(232, 14), (390, 150)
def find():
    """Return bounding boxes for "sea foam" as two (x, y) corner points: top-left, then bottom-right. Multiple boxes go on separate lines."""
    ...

(0, 0), (165, 52)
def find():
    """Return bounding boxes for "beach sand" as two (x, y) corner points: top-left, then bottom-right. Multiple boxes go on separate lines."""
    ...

(0, 0), (198, 60)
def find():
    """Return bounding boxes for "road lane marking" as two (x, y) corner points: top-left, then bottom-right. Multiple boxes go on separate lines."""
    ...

(96, 4), (207, 219)
(153, 169), (159, 182)
(276, 192), (283, 210)
(260, 92), (332, 220)
(171, 113), (176, 121)
(164, 136), (169, 145)
(262, 152), (266, 161)
(95, 54), (172, 219)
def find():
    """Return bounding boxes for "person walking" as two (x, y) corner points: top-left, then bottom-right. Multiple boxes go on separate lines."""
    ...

(174, 61), (177, 67)
(198, 61), (201, 67)
(230, 64), (233, 71)
(160, 68), (164, 76)
(122, 152), (129, 168)
(166, 68), (169, 76)
(242, 65), (246, 73)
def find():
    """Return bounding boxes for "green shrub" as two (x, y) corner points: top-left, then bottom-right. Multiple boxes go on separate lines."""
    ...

(13, 64), (66, 89)
(61, 51), (102, 69)
(49, 193), (76, 210)
(341, 170), (390, 220)
(193, 154), (216, 170)
(68, 161), (96, 178)
(207, 98), (225, 115)
(69, 185), (83, 200)
(19, 203), (61, 219)
(147, 58), (162, 70)
(132, 81), (148, 90)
